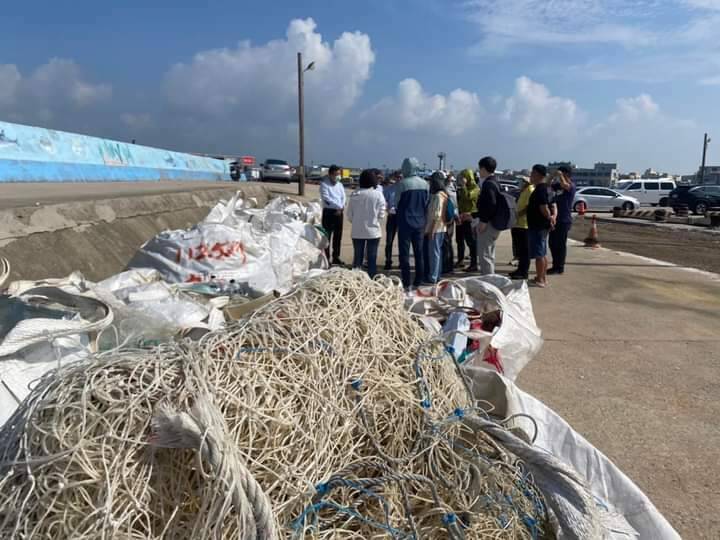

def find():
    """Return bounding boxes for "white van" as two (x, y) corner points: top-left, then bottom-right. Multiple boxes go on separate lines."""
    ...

(615, 179), (676, 206)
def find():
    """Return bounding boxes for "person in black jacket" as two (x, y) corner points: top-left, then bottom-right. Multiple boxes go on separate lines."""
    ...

(472, 156), (502, 275)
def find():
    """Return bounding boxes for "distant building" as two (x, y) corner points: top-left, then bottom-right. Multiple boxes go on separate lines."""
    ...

(547, 161), (619, 187)
(698, 166), (720, 184)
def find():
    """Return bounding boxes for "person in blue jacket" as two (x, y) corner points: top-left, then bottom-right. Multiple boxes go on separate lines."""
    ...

(395, 157), (429, 290)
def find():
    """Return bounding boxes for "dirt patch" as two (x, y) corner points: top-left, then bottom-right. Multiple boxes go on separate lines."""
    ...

(569, 220), (720, 274)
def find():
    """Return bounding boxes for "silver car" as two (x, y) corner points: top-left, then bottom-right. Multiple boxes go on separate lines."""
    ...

(573, 187), (639, 212)
(261, 159), (294, 183)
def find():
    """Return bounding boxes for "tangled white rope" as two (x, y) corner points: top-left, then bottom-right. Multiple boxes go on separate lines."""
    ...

(0, 269), (594, 538)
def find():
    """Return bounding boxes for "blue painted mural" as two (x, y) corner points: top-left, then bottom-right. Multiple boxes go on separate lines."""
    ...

(0, 120), (230, 182)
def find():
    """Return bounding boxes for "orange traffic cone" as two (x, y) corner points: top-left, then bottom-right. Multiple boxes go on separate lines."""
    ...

(584, 215), (601, 248)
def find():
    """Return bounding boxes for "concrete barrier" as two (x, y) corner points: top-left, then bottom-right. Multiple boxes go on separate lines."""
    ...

(0, 120), (230, 182)
(708, 210), (720, 228)
(0, 184), (269, 282)
(612, 207), (674, 221)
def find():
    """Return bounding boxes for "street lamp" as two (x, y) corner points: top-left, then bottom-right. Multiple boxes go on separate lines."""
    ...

(297, 53), (315, 197)
(700, 133), (711, 184)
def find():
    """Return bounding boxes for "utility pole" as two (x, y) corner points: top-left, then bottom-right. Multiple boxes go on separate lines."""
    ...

(699, 132), (710, 185)
(297, 52), (306, 196)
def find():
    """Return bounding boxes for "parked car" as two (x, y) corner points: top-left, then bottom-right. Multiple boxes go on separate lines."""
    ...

(261, 159), (294, 183)
(573, 187), (639, 212)
(615, 179), (676, 206)
(229, 160), (241, 181)
(667, 185), (720, 215)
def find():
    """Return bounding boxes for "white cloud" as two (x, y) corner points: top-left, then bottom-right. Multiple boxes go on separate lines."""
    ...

(0, 58), (111, 124)
(581, 92), (696, 172)
(25, 59), (111, 107)
(164, 18), (374, 125)
(121, 113), (153, 130)
(699, 74), (720, 85)
(365, 79), (481, 136)
(0, 64), (21, 107)
(464, 0), (659, 54)
(683, 0), (720, 9)
(503, 76), (582, 136)
(610, 94), (660, 122)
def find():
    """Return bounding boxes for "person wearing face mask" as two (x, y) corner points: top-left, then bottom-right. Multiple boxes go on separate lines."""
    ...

(319, 165), (346, 265)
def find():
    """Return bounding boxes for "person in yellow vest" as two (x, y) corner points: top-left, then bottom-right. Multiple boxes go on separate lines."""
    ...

(509, 176), (535, 280)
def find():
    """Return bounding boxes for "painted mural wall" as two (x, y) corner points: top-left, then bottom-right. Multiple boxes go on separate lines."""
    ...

(0, 120), (230, 182)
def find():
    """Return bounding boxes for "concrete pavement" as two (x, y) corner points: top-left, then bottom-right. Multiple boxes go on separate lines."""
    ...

(0, 181), (240, 209)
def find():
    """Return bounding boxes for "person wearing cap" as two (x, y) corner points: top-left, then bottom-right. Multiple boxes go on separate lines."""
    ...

(509, 176), (535, 280)
(548, 165), (576, 275)
(395, 158), (430, 289)
(319, 165), (346, 265)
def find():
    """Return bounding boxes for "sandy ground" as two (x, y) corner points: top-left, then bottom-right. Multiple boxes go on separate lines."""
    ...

(569, 216), (720, 274)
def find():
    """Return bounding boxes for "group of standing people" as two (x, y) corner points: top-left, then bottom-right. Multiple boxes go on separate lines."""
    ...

(509, 164), (576, 287)
(319, 157), (575, 290)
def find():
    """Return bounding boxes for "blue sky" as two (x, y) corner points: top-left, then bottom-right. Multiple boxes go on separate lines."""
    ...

(1, 0), (719, 173)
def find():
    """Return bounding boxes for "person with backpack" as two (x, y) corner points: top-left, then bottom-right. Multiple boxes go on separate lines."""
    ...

(472, 156), (516, 275)
(423, 172), (451, 284)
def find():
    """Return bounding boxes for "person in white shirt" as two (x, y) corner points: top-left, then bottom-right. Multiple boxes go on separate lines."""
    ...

(319, 165), (346, 265)
(346, 169), (386, 277)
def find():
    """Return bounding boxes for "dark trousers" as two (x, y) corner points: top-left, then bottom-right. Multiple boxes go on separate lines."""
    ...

(385, 214), (398, 265)
(511, 228), (530, 277)
(442, 229), (454, 274)
(456, 221), (477, 266)
(321, 208), (344, 263)
(353, 238), (380, 277)
(398, 225), (424, 288)
(549, 222), (571, 272)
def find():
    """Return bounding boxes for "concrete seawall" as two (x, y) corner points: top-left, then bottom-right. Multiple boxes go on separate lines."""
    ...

(0, 120), (230, 182)
(0, 183), (270, 282)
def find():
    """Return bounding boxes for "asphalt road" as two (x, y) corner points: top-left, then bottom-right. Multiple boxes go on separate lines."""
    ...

(569, 216), (720, 274)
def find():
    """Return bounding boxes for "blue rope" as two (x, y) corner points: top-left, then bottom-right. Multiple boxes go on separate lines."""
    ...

(292, 341), (548, 538)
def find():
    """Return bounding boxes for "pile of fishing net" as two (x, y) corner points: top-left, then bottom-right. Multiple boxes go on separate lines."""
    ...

(0, 269), (599, 539)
